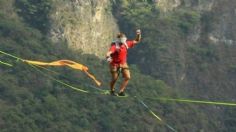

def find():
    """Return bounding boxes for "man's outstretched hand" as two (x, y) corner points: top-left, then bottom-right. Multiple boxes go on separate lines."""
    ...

(135, 29), (142, 43)
(136, 29), (141, 35)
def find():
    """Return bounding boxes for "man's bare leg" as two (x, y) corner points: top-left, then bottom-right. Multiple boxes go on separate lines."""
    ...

(119, 68), (130, 94)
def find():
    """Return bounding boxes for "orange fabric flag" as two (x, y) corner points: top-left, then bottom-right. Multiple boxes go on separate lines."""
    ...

(24, 60), (101, 86)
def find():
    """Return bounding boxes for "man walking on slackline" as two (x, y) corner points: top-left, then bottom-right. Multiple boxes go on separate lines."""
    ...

(106, 29), (142, 96)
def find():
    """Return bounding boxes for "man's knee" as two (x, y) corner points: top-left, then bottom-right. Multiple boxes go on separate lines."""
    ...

(111, 72), (118, 79)
(124, 75), (131, 80)
(111, 78), (117, 83)
(122, 69), (130, 80)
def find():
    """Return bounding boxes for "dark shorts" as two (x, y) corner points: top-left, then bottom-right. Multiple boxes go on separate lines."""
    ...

(109, 63), (130, 79)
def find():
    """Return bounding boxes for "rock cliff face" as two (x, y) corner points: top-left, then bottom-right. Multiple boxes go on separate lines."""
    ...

(158, 0), (214, 12)
(207, 1), (236, 46)
(181, 0), (236, 47)
(157, 0), (181, 12)
(49, 0), (235, 58)
(158, 0), (236, 45)
(0, 0), (17, 19)
(50, 0), (119, 57)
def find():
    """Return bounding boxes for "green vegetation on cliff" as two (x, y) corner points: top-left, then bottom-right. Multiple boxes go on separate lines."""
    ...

(0, 0), (236, 132)
(112, 0), (236, 131)
(0, 0), (180, 131)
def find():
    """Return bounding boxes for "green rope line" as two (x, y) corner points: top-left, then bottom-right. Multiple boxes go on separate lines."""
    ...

(1, 49), (236, 107)
(28, 64), (177, 131)
(137, 97), (177, 132)
(31, 63), (176, 131)
(32, 64), (108, 94)
(21, 64), (236, 108)
(145, 97), (236, 106)
(2, 49), (236, 131)
(32, 64), (60, 75)
(0, 49), (176, 131)
(0, 50), (23, 61)
(28, 63), (89, 93)
(0, 60), (13, 67)
(0, 49), (105, 94)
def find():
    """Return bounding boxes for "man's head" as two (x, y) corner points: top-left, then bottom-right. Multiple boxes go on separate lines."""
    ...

(117, 33), (127, 44)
